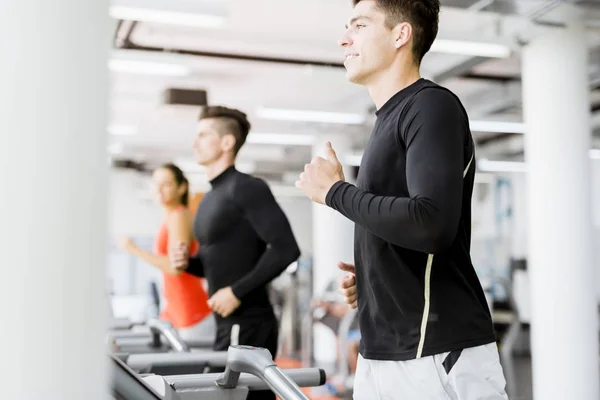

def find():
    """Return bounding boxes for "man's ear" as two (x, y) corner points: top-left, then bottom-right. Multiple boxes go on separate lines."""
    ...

(221, 133), (237, 152)
(393, 22), (412, 49)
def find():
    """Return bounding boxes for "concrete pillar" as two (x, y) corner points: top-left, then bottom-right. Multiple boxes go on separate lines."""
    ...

(311, 134), (355, 364)
(522, 18), (599, 400)
(0, 1), (110, 399)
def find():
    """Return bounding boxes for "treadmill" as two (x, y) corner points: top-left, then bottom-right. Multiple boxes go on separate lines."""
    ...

(110, 345), (326, 400)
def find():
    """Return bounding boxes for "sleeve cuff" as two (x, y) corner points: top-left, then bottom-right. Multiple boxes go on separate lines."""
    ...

(230, 283), (245, 300)
(325, 180), (348, 208)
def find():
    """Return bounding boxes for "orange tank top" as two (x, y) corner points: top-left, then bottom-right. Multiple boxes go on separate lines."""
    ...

(153, 207), (211, 328)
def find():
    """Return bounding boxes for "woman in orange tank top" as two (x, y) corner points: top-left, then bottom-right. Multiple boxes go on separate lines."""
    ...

(117, 163), (213, 340)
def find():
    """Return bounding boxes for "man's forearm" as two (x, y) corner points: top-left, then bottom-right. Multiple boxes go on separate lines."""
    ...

(184, 256), (205, 278)
(230, 240), (300, 298)
(326, 182), (460, 254)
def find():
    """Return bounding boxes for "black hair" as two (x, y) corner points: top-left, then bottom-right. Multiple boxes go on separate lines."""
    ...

(198, 105), (251, 156)
(353, 0), (440, 65)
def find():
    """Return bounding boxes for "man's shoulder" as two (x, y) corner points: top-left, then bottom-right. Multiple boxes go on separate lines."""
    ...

(381, 80), (462, 119)
(411, 81), (463, 107)
(230, 170), (273, 200)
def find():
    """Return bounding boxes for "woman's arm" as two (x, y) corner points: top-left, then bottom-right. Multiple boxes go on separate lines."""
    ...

(166, 208), (194, 275)
(118, 209), (192, 275)
(123, 241), (180, 275)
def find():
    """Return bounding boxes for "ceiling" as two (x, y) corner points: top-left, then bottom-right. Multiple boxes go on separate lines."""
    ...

(107, 0), (600, 191)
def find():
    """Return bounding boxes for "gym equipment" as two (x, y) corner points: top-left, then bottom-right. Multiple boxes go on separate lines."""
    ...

(216, 345), (313, 399)
(110, 345), (327, 400)
(111, 355), (166, 400)
(165, 345), (323, 400)
(116, 351), (228, 375)
(301, 282), (359, 398)
(108, 317), (195, 353)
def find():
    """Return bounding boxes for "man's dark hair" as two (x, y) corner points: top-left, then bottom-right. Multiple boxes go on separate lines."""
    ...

(353, 0), (440, 64)
(198, 105), (251, 155)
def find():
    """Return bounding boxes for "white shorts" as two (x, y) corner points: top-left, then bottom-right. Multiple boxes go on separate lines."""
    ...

(353, 342), (508, 400)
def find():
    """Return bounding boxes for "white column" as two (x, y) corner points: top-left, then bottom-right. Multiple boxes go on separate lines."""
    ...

(522, 18), (599, 400)
(312, 134), (355, 364)
(0, 1), (110, 399)
(592, 161), (600, 302)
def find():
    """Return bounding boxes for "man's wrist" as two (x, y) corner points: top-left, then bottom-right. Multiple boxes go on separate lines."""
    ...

(325, 180), (346, 207)
(229, 285), (242, 300)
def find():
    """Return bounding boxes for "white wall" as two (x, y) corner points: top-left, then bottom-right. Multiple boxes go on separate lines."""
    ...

(592, 161), (600, 229)
(109, 170), (164, 236)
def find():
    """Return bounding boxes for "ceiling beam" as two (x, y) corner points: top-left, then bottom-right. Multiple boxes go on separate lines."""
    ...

(431, 56), (489, 83)
(458, 72), (520, 83)
(475, 132), (518, 146)
(467, 82), (521, 118)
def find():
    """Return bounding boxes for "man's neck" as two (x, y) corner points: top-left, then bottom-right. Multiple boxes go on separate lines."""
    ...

(367, 63), (421, 110)
(205, 157), (235, 181)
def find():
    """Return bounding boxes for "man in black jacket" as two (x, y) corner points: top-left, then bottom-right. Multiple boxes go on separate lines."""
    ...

(296, 1), (507, 399)
(172, 106), (300, 400)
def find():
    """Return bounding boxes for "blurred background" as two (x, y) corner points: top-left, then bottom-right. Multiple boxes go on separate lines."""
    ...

(105, 2), (600, 399)
(3, 1), (600, 399)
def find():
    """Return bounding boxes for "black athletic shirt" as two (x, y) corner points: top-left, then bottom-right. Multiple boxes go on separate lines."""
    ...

(325, 78), (495, 361)
(185, 166), (300, 324)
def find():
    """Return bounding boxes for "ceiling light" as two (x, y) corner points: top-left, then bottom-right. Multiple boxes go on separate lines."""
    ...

(246, 133), (315, 146)
(108, 125), (137, 136)
(256, 107), (366, 125)
(588, 149), (600, 160)
(109, 6), (226, 28)
(108, 142), (124, 155)
(431, 39), (512, 58)
(108, 59), (190, 76)
(470, 120), (525, 134)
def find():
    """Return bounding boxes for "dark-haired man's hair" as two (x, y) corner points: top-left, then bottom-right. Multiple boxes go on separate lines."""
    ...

(198, 105), (252, 156)
(160, 163), (190, 206)
(353, 0), (440, 64)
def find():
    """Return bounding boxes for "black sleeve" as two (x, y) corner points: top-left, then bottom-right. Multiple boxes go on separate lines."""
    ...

(184, 255), (205, 278)
(325, 89), (468, 254)
(229, 177), (301, 298)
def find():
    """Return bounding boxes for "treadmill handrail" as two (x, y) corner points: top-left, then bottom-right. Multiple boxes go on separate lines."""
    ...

(214, 345), (313, 400)
(146, 318), (190, 353)
(166, 368), (326, 392)
(125, 351), (228, 370)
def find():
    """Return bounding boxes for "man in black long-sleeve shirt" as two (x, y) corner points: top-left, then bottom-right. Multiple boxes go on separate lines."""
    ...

(172, 106), (300, 400)
(296, 1), (507, 399)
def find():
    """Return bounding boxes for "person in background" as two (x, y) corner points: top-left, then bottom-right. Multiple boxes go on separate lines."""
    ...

(170, 105), (301, 400)
(118, 163), (214, 341)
